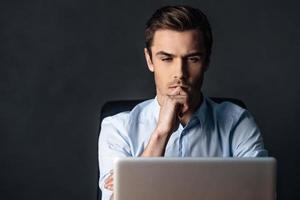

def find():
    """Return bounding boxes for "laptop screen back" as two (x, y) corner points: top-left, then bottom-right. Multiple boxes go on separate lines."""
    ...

(114, 157), (276, 200)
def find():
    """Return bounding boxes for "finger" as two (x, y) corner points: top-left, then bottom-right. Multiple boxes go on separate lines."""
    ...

(169, 86), (182, 96)
(168, 90), (188, 99)
(104, 174), (113, 184)
(168, 95), (188, 100)
(104, 178), (113, 186)
(168, 95), (188, 105)
(104, 180), (114, 191)
(165, 97), (186, 115)
(105, 184), (114, 191)
(104, 177), (113, 186)
(168, 89), (187, 96)
(104, 172), (114, 191)
(171, 95), (190, 115)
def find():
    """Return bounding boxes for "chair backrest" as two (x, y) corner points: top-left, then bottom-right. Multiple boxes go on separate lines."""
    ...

(97, 97), (246, 200)
(100, 97), (246, 122)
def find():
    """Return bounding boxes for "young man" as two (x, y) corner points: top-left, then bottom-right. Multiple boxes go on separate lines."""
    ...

(98, 5), (267, 200)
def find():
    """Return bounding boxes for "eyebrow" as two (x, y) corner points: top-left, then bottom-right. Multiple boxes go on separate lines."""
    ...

(184, 52), (204, 57)
(155, 51), (174, 57)
(155, 51), (204, 58)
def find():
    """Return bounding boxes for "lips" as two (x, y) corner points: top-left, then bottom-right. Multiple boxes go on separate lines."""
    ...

(169, 85), (178, 89)
(168, 84), (189, 89)
(168, 84), (191, 96)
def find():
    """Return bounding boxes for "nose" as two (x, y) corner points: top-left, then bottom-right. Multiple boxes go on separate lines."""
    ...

(173, 58), (187, 80)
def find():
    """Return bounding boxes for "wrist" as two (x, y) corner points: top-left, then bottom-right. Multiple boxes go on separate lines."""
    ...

(153, 126), (171, 138)
(141, 128), (170, 157)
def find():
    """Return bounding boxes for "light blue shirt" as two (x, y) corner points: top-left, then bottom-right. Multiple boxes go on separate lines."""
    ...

(98, 96), (267, 199)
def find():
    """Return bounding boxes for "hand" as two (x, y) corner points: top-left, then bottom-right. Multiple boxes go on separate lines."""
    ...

(141, 86), (190, 157)
(156, 86), (189, 135)
(104, 170), (114, 191)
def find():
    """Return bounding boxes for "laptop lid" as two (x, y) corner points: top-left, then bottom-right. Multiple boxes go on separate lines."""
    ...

(114, 157), (276, 200)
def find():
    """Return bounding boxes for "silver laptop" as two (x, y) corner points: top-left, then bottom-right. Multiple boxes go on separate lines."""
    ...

(114, 157), (276, 200)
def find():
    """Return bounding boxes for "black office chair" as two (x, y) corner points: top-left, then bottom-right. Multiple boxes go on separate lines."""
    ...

(100, 97), (246, 122)
(97, 97), (246, 200)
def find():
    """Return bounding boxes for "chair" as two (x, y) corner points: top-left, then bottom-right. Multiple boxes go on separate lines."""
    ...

(100, 97), (246, 122)
(97, 97), (246, 200)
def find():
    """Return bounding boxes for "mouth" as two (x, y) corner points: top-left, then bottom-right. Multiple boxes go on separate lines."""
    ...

(169, 84), (189, 88)
(168, 84), (189, 89)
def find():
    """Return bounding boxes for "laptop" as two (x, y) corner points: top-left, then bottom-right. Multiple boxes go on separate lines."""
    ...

(114, 157), (276, 200)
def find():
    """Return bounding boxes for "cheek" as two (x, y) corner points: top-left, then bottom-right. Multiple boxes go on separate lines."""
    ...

(154, 70), (168, 87)
(153, 68), (171, 92)
(188, 67), (204, 85)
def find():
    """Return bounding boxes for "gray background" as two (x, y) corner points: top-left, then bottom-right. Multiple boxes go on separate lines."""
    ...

(0, 0), (299, 199)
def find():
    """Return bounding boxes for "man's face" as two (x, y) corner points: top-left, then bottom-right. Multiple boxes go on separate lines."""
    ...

(145, 29), (208, 99)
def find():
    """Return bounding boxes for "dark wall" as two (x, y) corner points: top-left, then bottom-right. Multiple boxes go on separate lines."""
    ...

(0, 0), (299, 199)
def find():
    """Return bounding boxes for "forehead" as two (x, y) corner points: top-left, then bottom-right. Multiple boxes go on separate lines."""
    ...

(151, 29), (205, 54)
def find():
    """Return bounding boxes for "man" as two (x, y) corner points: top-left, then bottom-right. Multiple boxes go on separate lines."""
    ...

(98, 5), (267, 200)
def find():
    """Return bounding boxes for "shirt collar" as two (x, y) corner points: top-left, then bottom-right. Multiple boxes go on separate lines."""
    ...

(193, 95), (208, 126)
(152, 96), (160, 123)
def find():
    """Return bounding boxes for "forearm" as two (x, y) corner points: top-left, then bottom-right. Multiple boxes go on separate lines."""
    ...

(141, 128), (171, 157)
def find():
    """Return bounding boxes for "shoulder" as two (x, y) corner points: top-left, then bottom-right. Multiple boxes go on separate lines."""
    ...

(101, 111), (130, 129)
(205, 97), (248, 124)
(128, 99), (156, 123)
(101, 98), (156, 129)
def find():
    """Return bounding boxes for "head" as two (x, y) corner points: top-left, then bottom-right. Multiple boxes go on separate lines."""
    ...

(144, 5), (213, 100)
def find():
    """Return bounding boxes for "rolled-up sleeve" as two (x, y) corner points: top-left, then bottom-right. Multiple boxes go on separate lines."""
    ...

(98, 114), (131, 200)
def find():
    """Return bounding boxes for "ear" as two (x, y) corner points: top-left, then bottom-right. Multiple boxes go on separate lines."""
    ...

(144, 48), (154, 72)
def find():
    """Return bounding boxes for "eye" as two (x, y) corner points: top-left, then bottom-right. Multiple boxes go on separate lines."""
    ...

(188, 56), (201, 63)
(161, 57), (173, 62)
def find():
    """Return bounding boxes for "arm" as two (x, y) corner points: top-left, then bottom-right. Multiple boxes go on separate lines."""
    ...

(141, 87), (189, 157)
(98, 115), (131, 200)
(231, 110), (268, 157)
(101, 87), (190, 199)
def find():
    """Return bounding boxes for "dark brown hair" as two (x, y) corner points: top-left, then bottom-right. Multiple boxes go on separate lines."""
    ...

(145, 5), (213, 64)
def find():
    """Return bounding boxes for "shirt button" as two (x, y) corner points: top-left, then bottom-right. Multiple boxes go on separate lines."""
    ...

(181, 130), (185, 136)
